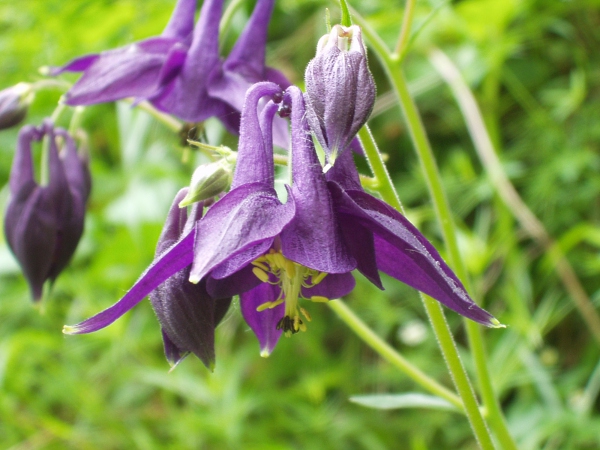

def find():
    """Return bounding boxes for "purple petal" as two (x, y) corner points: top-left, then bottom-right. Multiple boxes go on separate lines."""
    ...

(328, 183), (496, 326)
(206, 264), (262, 298)
(325, 142), (362, 190)
(151, 0), (225, 122)
(161, 328), (189, 367)
(302, 272), (356, 299)
(155, 188), (190, 255)
(231, 82), (284, 189)
(240, 282), (284, 356)
(48, 54), (100, 76)
(63, 230), (195, 334)
(279, 86), (355, 274)
(161, 0), (197, 42)
(189, 183), (295, 283)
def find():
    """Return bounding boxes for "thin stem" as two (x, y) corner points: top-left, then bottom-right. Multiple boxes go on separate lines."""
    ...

(358, 117), (495, 450)
(40, 103), (67, 186)
(219, 0), (246, 41)
(328, 299), (464, 410)
(68, 106), (86, 136)
(429, 48), (600, 346)
(394, 0), (417, 57)
(125, 99), (183, 133)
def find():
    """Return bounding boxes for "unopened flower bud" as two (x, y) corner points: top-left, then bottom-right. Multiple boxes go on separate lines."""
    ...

(0, 83), (34, 130)
(4, 120), (90, 300)
(304, 24), (376, 164)
(179, 159), (233, 207)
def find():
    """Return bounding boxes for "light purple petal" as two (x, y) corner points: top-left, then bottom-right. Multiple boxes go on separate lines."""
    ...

(231, 82), (283, 189)
(328, 183), (496, 326)
(279, 86), (355, 274)
(161, 0), (197, 41)
(48, 54), (100, 76)
(240, 282), (284, 356)
(63, 230), (195, 334)
(190, 183), (295, 283)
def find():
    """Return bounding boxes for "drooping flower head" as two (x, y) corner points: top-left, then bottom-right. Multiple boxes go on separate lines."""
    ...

(304, 24), (376, 164)
(5, 120), (90, 300)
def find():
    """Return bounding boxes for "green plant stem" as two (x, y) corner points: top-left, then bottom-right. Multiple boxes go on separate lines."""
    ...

(429, 48), (600, 347)
(358, 124), (495, 450)
(328, 299), (463, 410)
(394, 0), (417, 57)
(355, 14), (518, 450)
(126, 100), (183, 133)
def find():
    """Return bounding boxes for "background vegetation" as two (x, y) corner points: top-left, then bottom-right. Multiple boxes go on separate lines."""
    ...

(1, 0), (600, 448)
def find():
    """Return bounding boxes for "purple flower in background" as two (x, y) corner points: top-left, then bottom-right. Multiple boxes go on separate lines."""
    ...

(0, 83), (34, 130)
(5, 120), (91, 300)
(305, 24), (376, 164)
(50, 0), (197, 105)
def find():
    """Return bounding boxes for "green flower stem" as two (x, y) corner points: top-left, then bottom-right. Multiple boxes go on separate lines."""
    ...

(327, 299), (463, 410)
(355, 12), (518, 450)
(40, 103), (67, 186)
(429, 48), (600, 347)
(358, 123), (495, 450)
(127, 100), (183, 133)
(394, 0), (417, 57)
(220, 0), (245, 41)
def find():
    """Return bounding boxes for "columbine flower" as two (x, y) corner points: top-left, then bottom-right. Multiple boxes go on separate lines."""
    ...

(150, 189), (232, 369)
(304, 24), (376, 164)
(0, 83), (34, 130)
(49, 0), (196, 105)
(5, 120), (90, 300)
(63, 82), (499, 363)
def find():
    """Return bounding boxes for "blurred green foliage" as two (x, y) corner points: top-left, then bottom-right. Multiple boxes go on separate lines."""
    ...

(1, 0), (600, 448)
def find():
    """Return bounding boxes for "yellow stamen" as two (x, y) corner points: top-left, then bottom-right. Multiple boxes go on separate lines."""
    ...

(252, 267), (270, 283)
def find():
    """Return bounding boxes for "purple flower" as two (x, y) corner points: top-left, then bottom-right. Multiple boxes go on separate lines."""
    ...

(63, 82), (499, 363)
(50, 0), (197, 105)
(150, 189), (231, 369)
(304, 24), (376, 164)
(5, 120), (90, 300)
(0, 83), (34, 130)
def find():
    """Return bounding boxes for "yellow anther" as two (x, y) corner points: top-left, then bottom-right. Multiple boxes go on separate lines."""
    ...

(252, 267), (270, 283)
(256, 299), (284, 311)
(311, 272), (328, 285)
(300, 307), (312, 322)
(310, 296), (329, 303)
(252, 260), (270, 272)
(284, 259), (296, 278)
(273, 252), (286, 270)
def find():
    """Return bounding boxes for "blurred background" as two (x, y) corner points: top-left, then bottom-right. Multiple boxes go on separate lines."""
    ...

(1, 0), (600, 448)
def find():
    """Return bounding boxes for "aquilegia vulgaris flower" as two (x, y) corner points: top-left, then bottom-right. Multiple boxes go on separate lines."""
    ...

(63, 81), (499, 365)
(5, 120), (90, 300)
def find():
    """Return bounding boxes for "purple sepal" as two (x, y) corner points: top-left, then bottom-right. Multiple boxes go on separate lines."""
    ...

(302, 272), (356, 299)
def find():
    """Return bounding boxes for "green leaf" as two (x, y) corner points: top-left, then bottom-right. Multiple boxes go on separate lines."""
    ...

(349, 393), (458, 411)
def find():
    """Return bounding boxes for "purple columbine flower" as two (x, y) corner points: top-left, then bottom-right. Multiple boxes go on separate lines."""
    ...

(150, 189), (232, 369)
(50, 0), (197, 105)
(5, 120), (91, 300)
(63, 82), (499, 362)
(0, 83), (34, 130)
(304, 24), (376, 164)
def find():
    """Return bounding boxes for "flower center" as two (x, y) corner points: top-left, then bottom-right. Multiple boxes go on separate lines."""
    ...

(251, 249), (329, 337)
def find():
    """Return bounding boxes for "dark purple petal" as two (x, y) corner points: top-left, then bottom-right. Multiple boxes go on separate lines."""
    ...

(63, 230), (195, 334)
(325, 142), (362, 190)
(151, 0), (225, 122)
(279, 86), (355, 274)
(161, 328), (189, 367)
(206, 264), (262, 298)
(302, 272), (356, 299)
(189, 183), (295, 283)
(161, 0), (197, 41)
(151, 271), (220, 369)
(240, 282), (284, 356)
(155, 188), (190, 255)
(328, 183), (496, 326)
